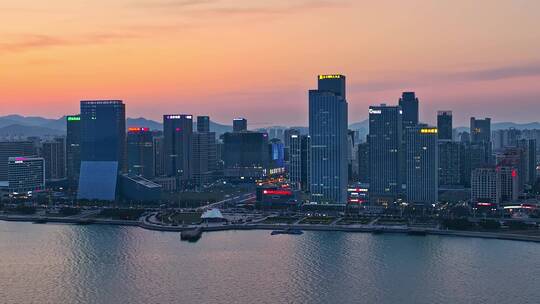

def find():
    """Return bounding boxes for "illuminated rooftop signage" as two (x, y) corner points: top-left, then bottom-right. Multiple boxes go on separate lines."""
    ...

(318, 74), (343, 80)
(369, 108), (381, 114)
(166, 115), (192, 120)
(420, 128), (438, 134)
(67, 116), (80, 121)
(128, 127), (150, 132)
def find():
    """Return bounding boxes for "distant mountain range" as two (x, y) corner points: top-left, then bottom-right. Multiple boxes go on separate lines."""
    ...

(1, 114), (540, 138)
(0, 115), (232, 137)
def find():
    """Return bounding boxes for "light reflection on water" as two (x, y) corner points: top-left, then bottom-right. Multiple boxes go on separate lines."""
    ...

(0, 221), (539, 304)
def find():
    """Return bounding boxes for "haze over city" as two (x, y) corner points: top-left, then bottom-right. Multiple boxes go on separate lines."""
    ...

(2, 0), (540, 125)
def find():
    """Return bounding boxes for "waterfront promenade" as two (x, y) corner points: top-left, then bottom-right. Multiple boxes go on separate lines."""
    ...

(2, 212), (540, 243)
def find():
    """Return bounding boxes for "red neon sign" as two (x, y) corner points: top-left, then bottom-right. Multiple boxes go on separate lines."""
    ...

(263, 189), (293, 196)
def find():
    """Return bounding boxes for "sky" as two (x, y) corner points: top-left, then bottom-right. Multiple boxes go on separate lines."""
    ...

(1, 0), (540, 126)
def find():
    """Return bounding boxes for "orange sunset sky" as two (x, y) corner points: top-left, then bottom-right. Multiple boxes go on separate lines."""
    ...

(1, 0), (540, 126)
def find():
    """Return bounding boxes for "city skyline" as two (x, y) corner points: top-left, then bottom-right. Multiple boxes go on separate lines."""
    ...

(2, 1), (540, 125)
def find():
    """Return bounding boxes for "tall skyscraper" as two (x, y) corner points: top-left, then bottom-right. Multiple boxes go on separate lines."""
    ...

(470, 117), (491, 143)
(289, 134), (310, 191)
(152, 135), (165, 177)
(78, 100), (126, 201)
(309, 74), (348, 204)
(197, 116), (210, 133)
(357, 141), (370, 184)
(438, 141), (461, 186)
(80, 100), (126, 167)
(66, 115), (81, 187)
(163, 114), (193, 183)
(222, 131), (270, 178)
(517, 139), (537, 185)
(192, 116), (217, 186)
(405, 126), (438, 204)
(127, 127), (155, 178)
(42, 138), (66, 181)
(437, 111), (453, 141)
(317, 74), (346, 97)
(399, 92), (419, 127)
(233, 118), (247, 132)
(368, 105), (402, 204)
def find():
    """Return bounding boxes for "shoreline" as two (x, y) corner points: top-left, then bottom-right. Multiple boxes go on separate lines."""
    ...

(1, 215), (539, 244)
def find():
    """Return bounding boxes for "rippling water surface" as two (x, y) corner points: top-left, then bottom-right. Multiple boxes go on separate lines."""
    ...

(1, 221), (539, 304)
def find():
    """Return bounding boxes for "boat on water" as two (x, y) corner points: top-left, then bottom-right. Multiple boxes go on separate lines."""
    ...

(180, 227), (203, 242)
(271, 228), (303, 235)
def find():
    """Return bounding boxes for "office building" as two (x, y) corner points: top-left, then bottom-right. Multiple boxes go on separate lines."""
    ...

(357, 141), (369, 184)
(399, 92), (419, 127)
(289, 134), (310, 191)
(437, 111), (453, 141)
(438, 141), (461, 186)
(496, 166), (519, 203)
(153, 135), (165, 177)
(66, 115), (81, 186)
(192, 116), (217, 185)
(0, 141), (36, 181)
(405, 126), (438, 204)
(163, 114), (193, 183)
(233, 118), (247, 132)
(470, 117), (491, 143)
(368, 104), (402, 204)
(127, 127), (155, 178)
(222, 131), (270, 178)
(309, 74), (348, 204)
(8, 157), (45, 193)
(471, 167), (498, 205)
(518, 139), (537, 185)
(42, 138), (66, 180)
(78, 100), (126, 201)
(197, 116), (210, 133)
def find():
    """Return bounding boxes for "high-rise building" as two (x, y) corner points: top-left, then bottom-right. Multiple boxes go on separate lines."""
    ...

(42, 138), (66, 181)
(222, 132), (269, 168)
(197, 116), (210, 133)
(0, 141), (36, 181)
(283, 128), (300, 162)
(496, 166), (520, 203)
(8, 157), (45, 193)
(517, 139), (537, 185)
(437, 111), (453, 141)
(399, 92), (419, 127)
(309, 74), (348, 204)
(233, 118), (247, 132)
(438, 141), (461, 186)
(470, 117), (491, 143)
(471, 167), (498, 205)
(289, 134), (310, 191)
(78, 100), (126, 201)
(152, 135), (165, 177)
(80, 100), (126, 167)
(357, 141), (369, 184)
(405, 126), (438, 204)
(192, 116), (217, 186)
(127, 127), (155, 178)
(368, 104), (402, 204)
(163, 114), (193, 183)
(317, 74), (346, 97)
(66, 115), (81, 187)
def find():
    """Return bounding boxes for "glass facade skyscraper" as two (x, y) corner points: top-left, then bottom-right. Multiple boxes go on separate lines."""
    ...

(368, 105), (402, 204)
(309, 74), (348, 204)
(399, 92), (419, 127)
(405, 125), (439, 204)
